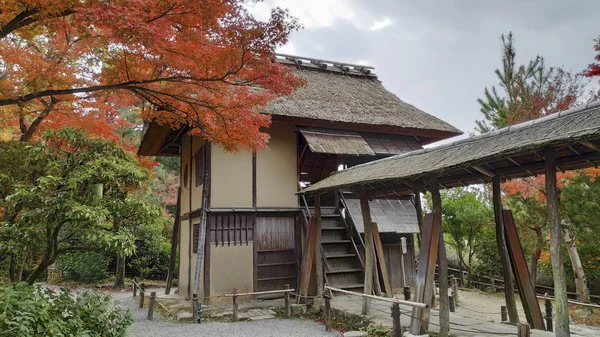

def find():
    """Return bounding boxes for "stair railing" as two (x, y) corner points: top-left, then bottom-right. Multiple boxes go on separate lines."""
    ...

(338, 190), (365, 269)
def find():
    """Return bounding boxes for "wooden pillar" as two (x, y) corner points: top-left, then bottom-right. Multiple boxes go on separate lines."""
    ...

(492, 176), (520, 323)
(165, 188), (181, 295)
(193, 142), (210, 298)
(429, 180), (449, 336)
(413, 189), (424, 248)
(543, 150), (570, 337)
(315, 194), (323, 297)
(359, 186), (374, 315)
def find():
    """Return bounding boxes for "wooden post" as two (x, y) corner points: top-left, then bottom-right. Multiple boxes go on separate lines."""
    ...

(409, 213), (440, 335)
(449, 295), (455, 313)
(133, 277), (137, 297)
(403, 286), (411, 301)
(543, 150), (570, 337)
(165, 188), (181, 295)
(314, 194), (323, 297)
(430, 180), (450, 335)
(359, 186), (374, 315)
(285, 284), (291, 318)
(413, 189), (424, 247)
(452, 276), (459, 306)
(232, 295), (238, 322)
(490, 277), (496, 292)
(324, 291), (331, 332)
(391, 302), (401, 337)
(492, 176), (520, 323)
(193, 144), (211, 297)
(400, 237), (407, 288)
(373, 222), (392, 296)
(545, 297), (553, 332)
(501, 305), (508, 322)
(517, 322), (531, 337)
(192, 293), (199, 324)
(148, 292), (156, 320)
(139, 283), (145, 308)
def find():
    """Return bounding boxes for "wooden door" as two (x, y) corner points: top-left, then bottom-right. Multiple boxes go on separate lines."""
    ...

(254, 216), (297, 295)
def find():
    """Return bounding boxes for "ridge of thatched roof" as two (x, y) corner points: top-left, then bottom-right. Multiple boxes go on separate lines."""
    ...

(300, 101), (600, 195)
(270, 55), (462, 138)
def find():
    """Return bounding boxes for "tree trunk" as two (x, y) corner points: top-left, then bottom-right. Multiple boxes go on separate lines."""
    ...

(492, 176), (520, 323)
(530, 223), (543, 286)
(9, 254), (18, 283)
(430, 180), (450, 336)
(563, 223), (590, 304)
(544, 151), (570, 337)
(115, 254), (126, 288)
(26, 256), (52, 284)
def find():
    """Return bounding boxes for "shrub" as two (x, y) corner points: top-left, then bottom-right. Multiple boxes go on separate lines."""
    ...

(0, 282), (132, 337)
(55, 251), (110, 283)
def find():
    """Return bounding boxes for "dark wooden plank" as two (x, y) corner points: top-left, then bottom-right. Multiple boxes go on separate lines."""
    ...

(299, 217), (318, 297)
(492, 176), (520, 323)
(409, 212), (440, 335)
(372, 222), (392, 295)
(504, 210), (545, 330)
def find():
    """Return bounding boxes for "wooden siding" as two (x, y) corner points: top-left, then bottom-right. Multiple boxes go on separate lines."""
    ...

(254, 216), (297, 295)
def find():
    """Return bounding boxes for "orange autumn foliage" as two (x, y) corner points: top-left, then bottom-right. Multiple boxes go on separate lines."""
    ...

(503, 168), (600, 203)
(0, 1), (303, 150)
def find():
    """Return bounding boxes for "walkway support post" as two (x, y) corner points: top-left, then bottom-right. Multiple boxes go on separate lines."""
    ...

(314, 194), (323, 298)
(492, 176), (520, 323)
(133, 277), (137, 297)
(359, 186), (375, 315)
(429, 179), (450, 336)
(543, 150), (570, 337)
(545, 297), (553, 332)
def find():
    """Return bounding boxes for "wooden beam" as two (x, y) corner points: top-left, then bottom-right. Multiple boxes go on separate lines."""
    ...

(372, 222), (392, 296)
(580, 140), (600, 152)
(203, 143), (212, 304)
(359, 186), (375, 315)
(409, 212), (441, 335)
(165, 188), (181, 295)
(503, 210), (545, 329)
(473, 165), (496, 177)
(543, 149), (571, 336)
(314, 195), (323, 297)
(299, 217), (318, 297)
(492, 176), (520, 323)
(193, 141), (210, 299)
(429, 179), (449, 335)
(413, 189), (424, 247)
(252, 151), (257, 208)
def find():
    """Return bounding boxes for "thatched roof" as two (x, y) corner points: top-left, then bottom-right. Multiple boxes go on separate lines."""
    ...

(300, 101), (600, 197)
(298, 127), (375, 156)
(270, 55), (462, 140)
(345, 198), (419, 234)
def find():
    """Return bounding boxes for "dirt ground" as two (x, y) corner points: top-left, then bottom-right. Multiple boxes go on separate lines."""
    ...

(450, 287), (600, 335)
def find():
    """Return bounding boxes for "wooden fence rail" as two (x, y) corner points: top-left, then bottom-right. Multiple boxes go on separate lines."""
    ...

(226, 285), (294, 322)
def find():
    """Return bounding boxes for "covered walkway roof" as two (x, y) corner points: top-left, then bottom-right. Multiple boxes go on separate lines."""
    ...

(300, 101), (600, 198)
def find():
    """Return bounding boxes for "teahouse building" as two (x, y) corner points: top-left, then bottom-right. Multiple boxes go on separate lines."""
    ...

(138, 54), (461, 303)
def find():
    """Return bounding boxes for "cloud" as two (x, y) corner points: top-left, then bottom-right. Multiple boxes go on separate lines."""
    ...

(370, 18), (392, 31)
(254, 0), (600, 138)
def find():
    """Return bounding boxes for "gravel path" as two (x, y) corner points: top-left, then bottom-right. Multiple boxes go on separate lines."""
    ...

(111, 291), (341, 337)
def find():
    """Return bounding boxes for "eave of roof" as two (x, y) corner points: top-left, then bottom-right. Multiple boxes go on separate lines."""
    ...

(299, 101), (600, 197)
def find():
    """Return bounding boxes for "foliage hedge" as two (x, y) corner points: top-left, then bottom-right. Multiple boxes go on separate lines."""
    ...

(0, 283), (132, 337)
(55, 251), (111, 283)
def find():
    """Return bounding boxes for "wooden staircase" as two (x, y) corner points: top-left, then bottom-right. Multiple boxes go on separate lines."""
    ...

(320, 214), (365, 293)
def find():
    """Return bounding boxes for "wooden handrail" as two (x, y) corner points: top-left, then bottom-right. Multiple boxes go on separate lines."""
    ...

(325, 285), (429, 309)
(225, 288), (295, 297)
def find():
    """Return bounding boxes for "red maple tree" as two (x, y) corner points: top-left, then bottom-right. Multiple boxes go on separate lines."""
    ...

(585, 37), (600, 78)
(0, 1), (303, 150)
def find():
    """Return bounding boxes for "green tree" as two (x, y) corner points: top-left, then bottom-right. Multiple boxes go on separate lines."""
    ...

(0, 128), (159, 284)
(439, 188), (491, 286)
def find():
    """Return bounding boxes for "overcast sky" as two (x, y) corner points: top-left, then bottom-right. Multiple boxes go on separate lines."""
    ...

(248, 0), (600, 143)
